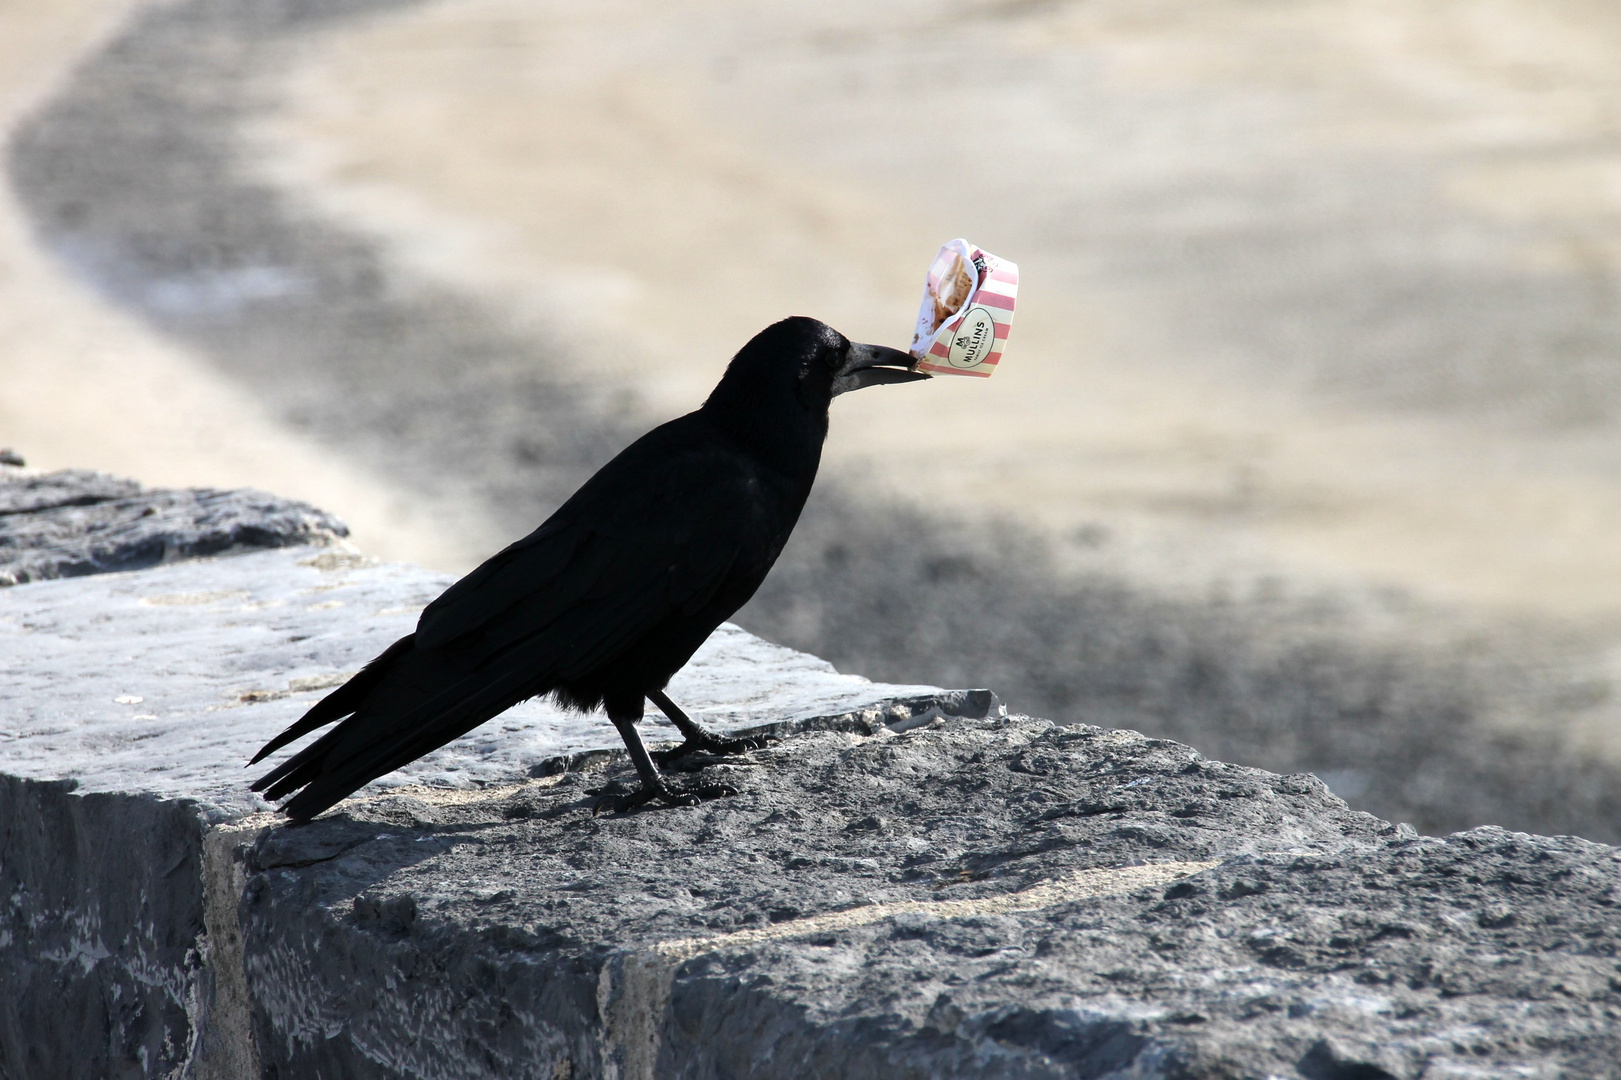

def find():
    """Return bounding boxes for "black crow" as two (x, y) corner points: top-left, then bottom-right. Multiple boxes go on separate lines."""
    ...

(250, 317), (926, 819)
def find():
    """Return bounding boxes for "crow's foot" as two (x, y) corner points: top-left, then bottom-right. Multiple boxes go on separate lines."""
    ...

(653, 731), (773, 767)
(590, 776), (739, 815)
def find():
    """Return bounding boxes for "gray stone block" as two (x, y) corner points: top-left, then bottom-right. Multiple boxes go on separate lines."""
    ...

(0, 466), (349, 586)
(3, 496), (1618, 1077)
(0, 535), (954, 1079)
(0, 545), (942, 815)
(228, 723), (1621, 1080)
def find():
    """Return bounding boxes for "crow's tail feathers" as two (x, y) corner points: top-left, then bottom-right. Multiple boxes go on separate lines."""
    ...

(250, 641), (544, 823)
(247, 634), (418, 766)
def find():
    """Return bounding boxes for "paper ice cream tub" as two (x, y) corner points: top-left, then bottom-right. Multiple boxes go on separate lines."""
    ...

(908, 239), (1018, 377)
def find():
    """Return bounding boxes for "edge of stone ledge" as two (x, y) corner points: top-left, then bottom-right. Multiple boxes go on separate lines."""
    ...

(0, 467), (353, 587)
(524, 688), (1005, 780)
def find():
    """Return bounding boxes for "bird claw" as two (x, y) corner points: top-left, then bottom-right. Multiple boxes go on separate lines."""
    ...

(590, 777), (739, 815)
(653, 732), (773, 767)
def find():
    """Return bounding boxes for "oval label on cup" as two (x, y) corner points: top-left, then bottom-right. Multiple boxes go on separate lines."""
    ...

(946, 306), (997, 369)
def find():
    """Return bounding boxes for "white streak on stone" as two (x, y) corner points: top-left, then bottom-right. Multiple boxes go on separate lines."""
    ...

(654, 860), (1221, 961)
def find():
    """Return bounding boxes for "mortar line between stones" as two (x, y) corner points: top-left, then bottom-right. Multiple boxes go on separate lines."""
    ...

(197, 824), (262, 1080)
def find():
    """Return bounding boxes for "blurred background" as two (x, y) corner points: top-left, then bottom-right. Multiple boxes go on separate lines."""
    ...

(6, 0), (1621, 839)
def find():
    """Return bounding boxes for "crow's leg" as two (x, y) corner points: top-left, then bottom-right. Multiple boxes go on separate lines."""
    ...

(648, 689), (772, 765)
(593, 709), (738, 814)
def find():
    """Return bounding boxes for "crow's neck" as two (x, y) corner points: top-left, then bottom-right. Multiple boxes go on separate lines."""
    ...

(700, 392), (826, 486)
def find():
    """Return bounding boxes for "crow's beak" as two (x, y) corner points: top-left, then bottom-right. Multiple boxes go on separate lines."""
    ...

(831, 343), (931, 397)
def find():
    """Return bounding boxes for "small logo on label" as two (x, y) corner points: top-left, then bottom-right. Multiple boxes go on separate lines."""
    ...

(946, 306), (997, 369)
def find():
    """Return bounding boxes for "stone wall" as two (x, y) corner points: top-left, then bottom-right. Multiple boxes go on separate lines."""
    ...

(3, 472), (1618, 1078)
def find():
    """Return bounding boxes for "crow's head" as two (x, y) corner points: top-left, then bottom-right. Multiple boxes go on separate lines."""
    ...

(703, 317), (928, 472)
(712, 316), (926, 412)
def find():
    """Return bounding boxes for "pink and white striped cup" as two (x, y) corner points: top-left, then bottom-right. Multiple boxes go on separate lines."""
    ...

(908, 239), (1019, 377)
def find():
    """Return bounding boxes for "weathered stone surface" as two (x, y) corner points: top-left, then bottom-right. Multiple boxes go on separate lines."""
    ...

(0, 545), (940, 815)
(229, 720), (1621, 1080)
(4, 495), (1619, 1078)
(0, 777), (210, 1080)
(0, 466), (349, 586)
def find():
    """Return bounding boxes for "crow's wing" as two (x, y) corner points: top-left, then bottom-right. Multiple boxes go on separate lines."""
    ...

(250, 422), (755, 769)
(414, 420), (759, 669)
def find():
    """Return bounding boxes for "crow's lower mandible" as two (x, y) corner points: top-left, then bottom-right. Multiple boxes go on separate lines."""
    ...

(250, 317), (928, 819)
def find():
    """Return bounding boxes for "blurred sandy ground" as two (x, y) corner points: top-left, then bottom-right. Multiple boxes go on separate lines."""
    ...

(0, 0), (493, 568)
(10, 0), (1621, 755)
(243, 0), (1621, 628)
